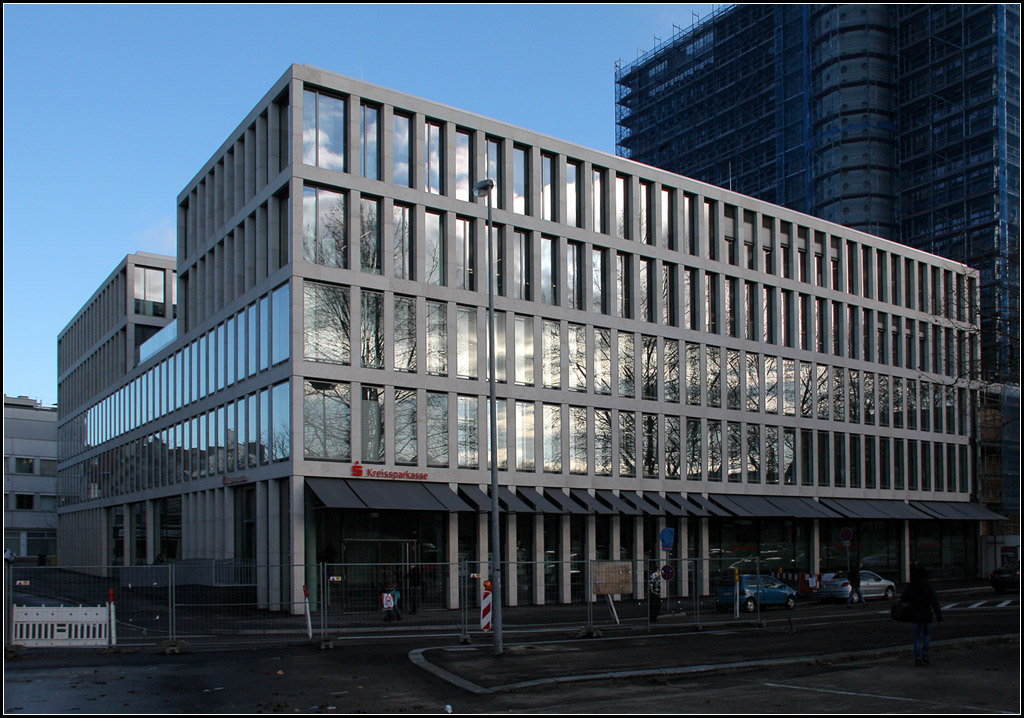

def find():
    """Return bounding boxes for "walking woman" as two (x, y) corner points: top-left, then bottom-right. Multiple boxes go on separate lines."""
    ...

(901, 565), (943, 666)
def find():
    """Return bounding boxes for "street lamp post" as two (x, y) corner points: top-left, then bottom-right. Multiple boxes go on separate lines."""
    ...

(474, 177), (502, 656)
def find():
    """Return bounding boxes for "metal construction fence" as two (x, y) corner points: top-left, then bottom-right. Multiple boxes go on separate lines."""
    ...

(5, 557), (782, 647)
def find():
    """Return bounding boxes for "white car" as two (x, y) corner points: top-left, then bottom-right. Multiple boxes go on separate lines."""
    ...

(819, 570), (896, 602)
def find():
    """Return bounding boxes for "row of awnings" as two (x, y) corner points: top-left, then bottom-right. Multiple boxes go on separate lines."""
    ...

(305, 478), (1004, 521)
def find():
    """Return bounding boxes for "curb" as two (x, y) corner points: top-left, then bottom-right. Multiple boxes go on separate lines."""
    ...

(410, 634), (1020, 695)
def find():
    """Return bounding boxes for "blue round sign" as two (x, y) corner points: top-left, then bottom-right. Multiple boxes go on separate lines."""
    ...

(660, 564), (674, 581)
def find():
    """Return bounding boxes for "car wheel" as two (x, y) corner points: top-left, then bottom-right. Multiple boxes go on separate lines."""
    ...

(884, 586), (895, 600)
(744, 597), (756, 613)
(785, 595), (796, 610)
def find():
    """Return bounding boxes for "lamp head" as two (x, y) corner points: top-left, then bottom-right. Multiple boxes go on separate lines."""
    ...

(474, 178), (495, 197)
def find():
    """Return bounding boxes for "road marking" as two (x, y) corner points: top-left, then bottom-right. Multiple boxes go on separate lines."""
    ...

(997, 600), (1012, 608)
(761, 681), (1016, 713)
(763, 682), (923, 703)
(969, 601), (987, 608)
(942, 603), (957, 610)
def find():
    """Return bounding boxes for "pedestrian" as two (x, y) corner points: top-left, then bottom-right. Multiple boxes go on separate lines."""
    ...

(648, 569), (662, 623)
(382, 585), (402, 622)
(846, 561), (866, 607)
(902, 565), (942, 666)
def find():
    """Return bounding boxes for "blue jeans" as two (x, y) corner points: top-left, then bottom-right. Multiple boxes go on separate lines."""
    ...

(846, 586), (864, 605)
(914, 622), (931, 660)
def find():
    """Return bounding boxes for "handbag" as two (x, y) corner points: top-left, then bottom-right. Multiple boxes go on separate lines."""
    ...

(890, 601), (912, 622)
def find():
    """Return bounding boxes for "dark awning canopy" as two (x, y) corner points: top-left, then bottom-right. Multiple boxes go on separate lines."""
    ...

(911, 500), (1005, 521)
(493, 486), (533, 513)
(517, 487), (562, 514)
(595, 489), (642, 515)
(544, 488), (589, 515)
(423, 483), (474, 512)
(570, 488), (613, 514)
(306, 478), (367, 509)
(687, 494), (731, 516)
(346, 479), (446, 511)
(619, 490), (661, 515)
(458, 484), (491, 512)
(762, 496), (841, 519)
(669, 493), (709, 517)
(644, 492), (688, 516)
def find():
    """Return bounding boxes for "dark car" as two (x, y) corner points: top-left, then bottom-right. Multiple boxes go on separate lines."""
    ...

(989, 563), (1020, 593)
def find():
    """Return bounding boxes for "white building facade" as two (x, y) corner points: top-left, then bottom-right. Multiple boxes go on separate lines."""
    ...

(57, 65), (997, 610)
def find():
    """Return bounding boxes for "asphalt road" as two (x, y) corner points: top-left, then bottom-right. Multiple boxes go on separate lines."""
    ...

(4, 583), (1020, 714)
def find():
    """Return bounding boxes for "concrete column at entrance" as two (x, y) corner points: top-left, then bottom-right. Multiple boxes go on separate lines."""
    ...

(476, 511), (489, 578)
(223, 485), (235, 559)
(700, 517), (711, 596)
(145, 500), (156, 564)
(256, 479), (269, 609)
(506, 513), (518, 607)
(560, 514), (571, 604)
(123, 503), (134, 566)
(268, 478), (283, 611)
(446, 511), (459, 609)
(214, 489), (225, 559)
(811, 519), (821, 576)
(632, 515), (644, 596)
(679, 518), (690, 597)
(532, 514), (544, 605)
(902, 520), (911, 583)
(289, 476), (306, 615)
(586, 514), (596, 601)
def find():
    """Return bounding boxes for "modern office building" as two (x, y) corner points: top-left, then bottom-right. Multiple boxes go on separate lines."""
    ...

(5, 395), (59, 561)
(58, 64), (997, 612)
(615, 4), (1020, 561)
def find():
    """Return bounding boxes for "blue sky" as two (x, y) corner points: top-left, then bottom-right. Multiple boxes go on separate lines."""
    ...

(3, 3), (715, 407)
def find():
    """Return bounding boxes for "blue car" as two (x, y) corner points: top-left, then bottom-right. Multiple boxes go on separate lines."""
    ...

(715, 574), (797, 613)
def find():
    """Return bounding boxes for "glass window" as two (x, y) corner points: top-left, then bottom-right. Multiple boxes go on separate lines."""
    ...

(486, 137), (502, 208)
(515, 315), (534, 386)
(392, 203), (413, 279)
(567, 323), (587, 392)
(270, 381), (290, 462)
(271, 284), (289, 366)
(455, 130), (472, 201)
(425, 120), (443, 195)
(541, 236), (557, 305)
(361, 290), (384, 369)
(513, 145), (529, 214)
(360, 385), (384, 463)
(394, 388), (417, 465)
(457, 396), (479, 469)
(393, 112), (411, 187)
(425, 301), (448, 376)
(543, 404), (562, 473)
(360, 103), (379, 180)
(487, 399), (508, 470)
(566, 160), (581, 227)
(515, 400), (536, 471)
(512, 229), (532, 300)
(592, 247), (607, 314)
(595, 408), (612, 475)
(303, 186), (348, 269)
(569, 406), (588, 474)
(686, 418), (701, 481)
(454, 217), (475, 290)
(425, 211), (445, 285)
(541, 154), (555, 221)
(303, 282), (349, 365)
(457, 306), (477, 379)
(393, 295), (416, 373)
(303, 380), (350, 460)
(615, 174), (628, 239)
(642, 413), (658, 478)
(618, 332), (635, 398)
(303, 90), (345, 171)
(426, 392), (449, 467)
(359, 197), (381, 274)
(618, 411), (636, 477)
(593, 168), (606, 233)
(542, 320), (561, 389)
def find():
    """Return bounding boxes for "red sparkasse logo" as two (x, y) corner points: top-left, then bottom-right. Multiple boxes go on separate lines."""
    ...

(351, 462), (364, 477)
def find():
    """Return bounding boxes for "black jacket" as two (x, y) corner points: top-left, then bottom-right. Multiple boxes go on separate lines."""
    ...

(901, 581), (942, 625)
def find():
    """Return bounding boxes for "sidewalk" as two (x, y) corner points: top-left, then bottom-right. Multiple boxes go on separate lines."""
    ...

(412, 601), (1019, 694)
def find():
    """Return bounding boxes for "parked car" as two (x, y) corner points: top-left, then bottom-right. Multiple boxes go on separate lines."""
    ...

(989, 563), (1020, 593)
(819, 569), (896, 602)
(715, 574), (797, 613)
